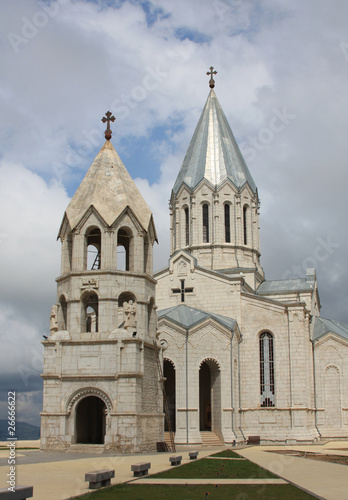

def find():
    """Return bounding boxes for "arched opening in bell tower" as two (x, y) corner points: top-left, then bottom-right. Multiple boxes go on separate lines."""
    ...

(75, 396), (106, 444)
(199, 359), (221, 434)
(86, 227), (102, 270)
(82, 292), (99, 333)
(117, 227), (133, 271)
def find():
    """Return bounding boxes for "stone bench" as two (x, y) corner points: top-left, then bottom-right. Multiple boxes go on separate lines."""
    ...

(131, 462), (151, 477)
(85, 469), (115, 489)
(189, 451), (198, 460)
(0, 486), (33, 500)
(170, 455), (182, 466)
(247, 435), (260, 445)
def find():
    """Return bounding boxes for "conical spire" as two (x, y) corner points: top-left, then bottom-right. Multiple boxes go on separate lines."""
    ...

(173, 89), (256, 194)
(58, 139), (156, 238)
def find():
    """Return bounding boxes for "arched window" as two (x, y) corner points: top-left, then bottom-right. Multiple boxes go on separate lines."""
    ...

(82, 292), (99, 333)
(243, 205), (249, 245)
(86, 228), (101, 270)
(117, 227), (133, 271)
(184, 206), (189, 246)
(224, 204), (231, 243)
(260, 332), (275, 407)
(58, 295), (67, 330)
(202, 204), (209, 243)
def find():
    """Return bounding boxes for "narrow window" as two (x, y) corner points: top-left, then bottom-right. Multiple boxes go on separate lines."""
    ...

(184, 207), (189, 246)
(243, 205), (248, 245)
(202, 204), (209, 243)
(260, 332), (275, 407)
(224, 204), (231, 243)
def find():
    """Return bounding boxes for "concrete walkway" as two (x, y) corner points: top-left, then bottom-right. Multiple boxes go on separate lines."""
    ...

(237, 441), (348, 500)
(0, 440), (347, 499)
(0, 441), (219, 500)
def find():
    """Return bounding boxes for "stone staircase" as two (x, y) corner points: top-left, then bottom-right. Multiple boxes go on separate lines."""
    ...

(164, 431), (223, 447)
(200, 431), (223, 446)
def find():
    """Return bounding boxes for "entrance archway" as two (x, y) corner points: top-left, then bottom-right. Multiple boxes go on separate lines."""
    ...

(75, 396), (106, 444)
(199, 359), (221, 433)
(164, 359), (176, 432)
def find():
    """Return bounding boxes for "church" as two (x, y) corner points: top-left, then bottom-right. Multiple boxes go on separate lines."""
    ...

(40, 70), (348, 452)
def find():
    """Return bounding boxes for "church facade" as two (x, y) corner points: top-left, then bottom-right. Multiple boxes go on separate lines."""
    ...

(41, 75), (348, 452)
(155, 78), (348, 445)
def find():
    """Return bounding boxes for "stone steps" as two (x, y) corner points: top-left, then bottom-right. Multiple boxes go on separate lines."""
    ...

(200, 431), (223, 446)
(164, 431), (223, 447)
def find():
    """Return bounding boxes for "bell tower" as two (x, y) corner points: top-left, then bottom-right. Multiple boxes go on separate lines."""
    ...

(41, 112), (163, 452)
(170, 68), (264, 288)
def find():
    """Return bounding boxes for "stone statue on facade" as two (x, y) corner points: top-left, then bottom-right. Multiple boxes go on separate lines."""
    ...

(49, 304), (59, 333)
(123, 300), (137, 328)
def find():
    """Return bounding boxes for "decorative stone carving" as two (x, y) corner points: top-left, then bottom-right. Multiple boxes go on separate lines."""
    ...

(49, 305), (58, 333)
(123, 300), (137, 328)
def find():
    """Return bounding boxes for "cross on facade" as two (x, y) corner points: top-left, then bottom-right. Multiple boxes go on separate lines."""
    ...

(206, 66), (217, 88)
(172, 280), (194, 303)
(102, 111), (116, 140)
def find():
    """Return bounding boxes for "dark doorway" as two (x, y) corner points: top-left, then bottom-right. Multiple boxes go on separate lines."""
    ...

(199, 362), (211, 431)
(76, 396), (106, 444)
(164, 360), (176, 431)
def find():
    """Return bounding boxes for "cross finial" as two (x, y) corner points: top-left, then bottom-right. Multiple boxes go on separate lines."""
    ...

(101, 111), (116, 140)
(206, 66), (217, 89)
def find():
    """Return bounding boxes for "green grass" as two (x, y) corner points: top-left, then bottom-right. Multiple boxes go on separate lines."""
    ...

(209, 449), (244, 458)
(74, 483), (318, 499)
(150, 457), (278, 479)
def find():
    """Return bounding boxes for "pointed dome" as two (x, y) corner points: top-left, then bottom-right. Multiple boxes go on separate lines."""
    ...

(59, 140), (155, 237)
(173, 89), (256, 194)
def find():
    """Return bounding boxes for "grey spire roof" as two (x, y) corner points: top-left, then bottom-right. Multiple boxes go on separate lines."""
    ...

(158, 304), (236, 331)
(173, 89), (257, 194)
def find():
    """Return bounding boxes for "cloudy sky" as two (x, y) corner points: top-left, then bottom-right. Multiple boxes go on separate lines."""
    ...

(1, 0), (348, 426)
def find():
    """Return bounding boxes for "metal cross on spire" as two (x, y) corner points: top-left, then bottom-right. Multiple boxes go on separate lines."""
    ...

(101, 111), (116, 140)
(206, 66), (217, 89)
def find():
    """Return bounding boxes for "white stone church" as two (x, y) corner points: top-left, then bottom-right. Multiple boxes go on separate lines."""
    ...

(41, 73), (348, 452)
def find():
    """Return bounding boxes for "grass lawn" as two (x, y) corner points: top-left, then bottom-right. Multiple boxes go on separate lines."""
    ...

(209, 449), (246, 458)
(74, 483), (318, 499)
(150, 457), (278, 479)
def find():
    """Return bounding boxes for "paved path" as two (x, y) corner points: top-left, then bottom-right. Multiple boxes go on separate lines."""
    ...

(0, 441), (218, 500)
(134, 478), (287, 485)
(237, 442), (348, 500)
(0, 440), (348, 499)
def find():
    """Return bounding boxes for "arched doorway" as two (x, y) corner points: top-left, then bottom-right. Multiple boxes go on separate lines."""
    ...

(75, 396), (106, 444)
(199, 360), (221, 434)
(164, 359), (176, 432)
